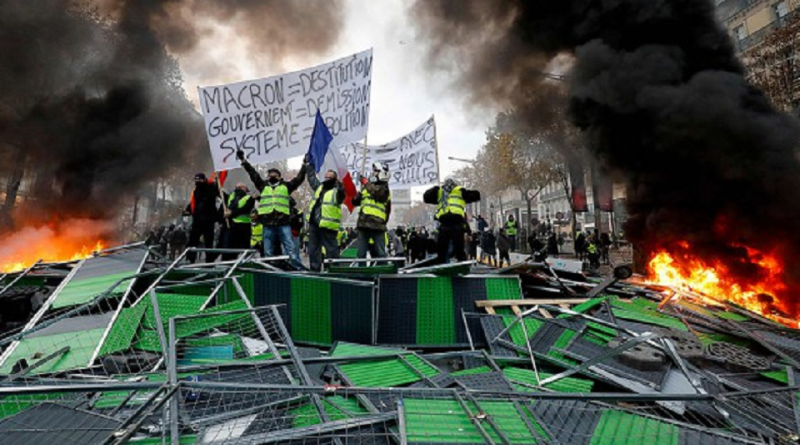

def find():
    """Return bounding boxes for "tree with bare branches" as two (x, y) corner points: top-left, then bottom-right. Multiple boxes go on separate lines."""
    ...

(744, 12), (800, 113)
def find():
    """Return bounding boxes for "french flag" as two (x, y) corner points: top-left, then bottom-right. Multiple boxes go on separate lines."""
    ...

(307, 110), (358, 212)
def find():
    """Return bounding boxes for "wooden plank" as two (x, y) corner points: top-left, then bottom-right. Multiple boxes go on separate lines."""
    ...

(511, 306), (522, 316)
(538, 308), (553, 319)
(484, 307), (496, 315)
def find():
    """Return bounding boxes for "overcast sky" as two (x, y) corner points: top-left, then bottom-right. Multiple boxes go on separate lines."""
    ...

(178, 0), (493, 196)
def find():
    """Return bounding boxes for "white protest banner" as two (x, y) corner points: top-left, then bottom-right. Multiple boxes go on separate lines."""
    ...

(198, 49), (372, 171)
(339, 116), (438, 189)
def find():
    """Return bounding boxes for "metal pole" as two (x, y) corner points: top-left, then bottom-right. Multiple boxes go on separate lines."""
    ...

(230, 277), (281, 358)
(268, 305), (342, 445)
(433, 115), (441, 184)
(396, 398), (408, 445)
(149, 290), (169, 361)
(0, 259), (84, 369)
(203, 250), (254, 310)
(131, 247), (191, 307)
(89, 249), (152, 365)
(168, 317), (179, 445)
(518, 313), (541, 385)
(0, 260), (42, 297)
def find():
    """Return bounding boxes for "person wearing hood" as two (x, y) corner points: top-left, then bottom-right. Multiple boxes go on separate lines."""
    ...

(220, 182), (255, 261)
(423, 177), (481, 264)
(236, 150), (306, 269)
(304, 156), (346, 272)
(352, 162), (392, 260)
(183, 172), (222, 263)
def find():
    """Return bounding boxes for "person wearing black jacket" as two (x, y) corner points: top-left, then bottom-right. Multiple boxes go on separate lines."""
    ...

(220, 182), (256, 261)
(184, 172), (222, 263)
(423, 177), (481, 264)
(352, 162), (391, 260)
(236, 150), (306, 269)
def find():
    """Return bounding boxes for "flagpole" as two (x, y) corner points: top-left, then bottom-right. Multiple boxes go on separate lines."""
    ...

(433, 115), (442, 184)
(359, 135), (369, 177)
(216, 175), (230, 229)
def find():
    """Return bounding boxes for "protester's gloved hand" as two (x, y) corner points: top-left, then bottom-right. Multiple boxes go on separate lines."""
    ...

(236, 150), (246, 162)
(359, 174), (368, 185)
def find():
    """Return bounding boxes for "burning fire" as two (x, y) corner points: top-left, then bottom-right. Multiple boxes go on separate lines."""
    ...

(0, 219), (112, 273)
(647, 243), (792, 325)
(1, 241), (106, 273)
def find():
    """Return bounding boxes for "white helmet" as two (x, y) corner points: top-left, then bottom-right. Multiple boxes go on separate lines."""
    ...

(372, 162), (390, 182)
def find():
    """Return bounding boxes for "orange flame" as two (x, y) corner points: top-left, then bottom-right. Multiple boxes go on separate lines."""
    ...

(1, 240), (106, 273)
(0, 219), (112, 273)
(647, 244), (793, 326)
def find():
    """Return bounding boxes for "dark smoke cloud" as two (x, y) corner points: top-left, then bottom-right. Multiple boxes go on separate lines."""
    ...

(0, 0), (344, 230)
(99, 0), (345, 71)
(412, 0), (800, 313)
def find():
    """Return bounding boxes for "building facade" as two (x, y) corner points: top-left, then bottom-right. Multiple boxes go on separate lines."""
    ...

(718, 0), (799, 52)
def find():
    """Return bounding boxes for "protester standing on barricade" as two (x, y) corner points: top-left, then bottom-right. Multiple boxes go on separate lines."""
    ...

(289, 197), (304, 260)
(183, 172), (223, 263)
(304, 155), (345, 272)
(236, 149), (305, 269)
(423, 177), (481, 264)
(352, 162), (391, 261)
(250, 210), (263, 257)
(220, 182), (255, 261)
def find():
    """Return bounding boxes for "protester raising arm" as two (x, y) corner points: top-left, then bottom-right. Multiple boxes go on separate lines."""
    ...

(422, 185), (440, 205)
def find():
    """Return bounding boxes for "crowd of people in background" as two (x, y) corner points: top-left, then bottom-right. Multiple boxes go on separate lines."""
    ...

(574, 229), (614, 270)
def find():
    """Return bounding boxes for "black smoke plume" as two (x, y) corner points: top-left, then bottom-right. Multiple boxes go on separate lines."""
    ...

(0, 0), (344, 232)
(412, 0), (800, 313)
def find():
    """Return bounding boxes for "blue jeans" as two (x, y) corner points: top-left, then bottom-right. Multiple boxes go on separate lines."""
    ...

(264, 225), (303, 270)
(292, 235), (301, 260)
(356, 228), (387, 261)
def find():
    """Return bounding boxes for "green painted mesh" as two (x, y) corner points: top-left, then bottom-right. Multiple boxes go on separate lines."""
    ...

(53, 271), (133, 309)
(485, 277), (522, 300)
(590, 410), (679, 445)
(290, 277), (332, 345)
(416, 277), (454, 345)
(98, 302), (148, 356)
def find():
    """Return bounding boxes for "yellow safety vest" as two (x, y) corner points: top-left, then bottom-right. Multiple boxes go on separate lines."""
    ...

(227, 194), (251, 224)
(359, 189), (389, 222)
(308, 186), (341, 231)
(505, 221), (517, 236)
(436, 186), (466, 219)
(258, 183), (290, 215)
(250, 223), (263, 247)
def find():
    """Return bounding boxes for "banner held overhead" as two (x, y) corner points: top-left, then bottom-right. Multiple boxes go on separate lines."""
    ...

(199, 49), (373, 171)
(340, 116), (438, 189)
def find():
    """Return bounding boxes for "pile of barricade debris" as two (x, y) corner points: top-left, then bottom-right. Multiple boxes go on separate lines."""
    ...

(0, 243), (798, 444)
